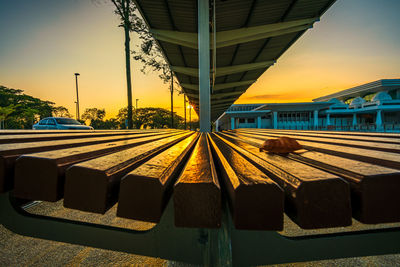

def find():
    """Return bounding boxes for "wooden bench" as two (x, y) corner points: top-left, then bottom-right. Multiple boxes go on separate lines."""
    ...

(1, 129), (400, 266)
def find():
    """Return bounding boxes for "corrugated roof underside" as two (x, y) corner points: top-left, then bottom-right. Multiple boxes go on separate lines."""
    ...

(135, 0), (335, 120)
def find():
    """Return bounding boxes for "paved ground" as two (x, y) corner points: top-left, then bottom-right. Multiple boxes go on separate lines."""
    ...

(0, 200), (399, 266)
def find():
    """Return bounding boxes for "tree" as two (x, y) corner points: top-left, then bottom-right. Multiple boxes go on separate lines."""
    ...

(82, 108), (106, 121)
(110, 0), (148, 129)
(52, 106), (72, 118)
(0, 105), (15, 129)
(117, 107), (184, 129)
(0, 85), (54, 129)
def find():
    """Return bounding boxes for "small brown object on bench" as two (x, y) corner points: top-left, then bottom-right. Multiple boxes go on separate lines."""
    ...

(259, 136), (302, 154)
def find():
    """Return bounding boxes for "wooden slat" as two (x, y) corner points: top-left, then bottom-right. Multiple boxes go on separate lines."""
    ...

(237, 129), (400, 138)
(236, 129), (400, 154)
(240, 129), (400, 145)
(288, 151), (400, 224)
(117, 133), (199, 222)
(173, 133), (221, 228)
(209, 133), (284, 230)
(0, 129), (177, 144)
(63, 133), (193, 214)
(13, 132), (183, 201)
(1, 131), (175, 193)
(229, 130), (400, 224)
(216, 132), (352, 229)
(229, 131), (400, 170)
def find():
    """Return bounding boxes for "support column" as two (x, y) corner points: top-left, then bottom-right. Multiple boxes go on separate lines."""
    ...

(352, 113), (357, 127)
(326, 114), (331, 126)
(216, 119), (219, 132)
(231, 117), (235, 130)
(313, 110), (318, 129)
(376, 110), (383, 131)
(198, 0), (211, 132)
(257, 116), (262, 129)
(273, 112), (278, 129)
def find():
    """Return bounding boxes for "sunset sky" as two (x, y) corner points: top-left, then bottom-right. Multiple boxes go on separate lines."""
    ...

(1, 0), (399, 120)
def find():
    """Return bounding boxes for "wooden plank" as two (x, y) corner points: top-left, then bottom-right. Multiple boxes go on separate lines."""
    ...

(216, 132), (352, 229)
(0, 131), (175, 193)
(0, 129), (176, 144)
(209, 133), (284, 230)
(287, 151), (400, 224)
(173, 133), (221, 228)
(228, 131), (400, 224)
(63, 132), (193, 214)
(13, 132), (182, 201)
(236, 128), (400, 138)
(240, 129), (400, 145)
(228, 131), (400, 170)
(236, 129), (400, 154)
(117, 133), (199, 222)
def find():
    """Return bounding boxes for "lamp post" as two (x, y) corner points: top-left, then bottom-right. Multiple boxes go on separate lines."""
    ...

(187, 104), (192, 130)
(136, 99), (139, 110)
(184, 95), (187, 130)
(74, 73), (80, 120)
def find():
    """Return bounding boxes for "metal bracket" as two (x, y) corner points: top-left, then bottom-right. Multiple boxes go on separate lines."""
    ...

(1, 192), (400, 266)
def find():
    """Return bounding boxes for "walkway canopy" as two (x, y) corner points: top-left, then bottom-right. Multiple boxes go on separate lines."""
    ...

(134, 0), (336, 131)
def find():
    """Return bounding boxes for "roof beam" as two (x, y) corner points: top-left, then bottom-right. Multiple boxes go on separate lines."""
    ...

(172, 61), (274, 77)
(150, 17), (318, 49)
(181, 80), (256, 91)
(187, 90), (244, 99)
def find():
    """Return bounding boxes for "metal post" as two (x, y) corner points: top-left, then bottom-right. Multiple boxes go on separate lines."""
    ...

(136, 99), (139, 110)
(231, 117), (235, 130)
(171, 72), (174, 129)
(198, 0), (211, 132)
(74, 73), (80, 120)
(184, 96), (187, 130)
(189, 107), (192, 130)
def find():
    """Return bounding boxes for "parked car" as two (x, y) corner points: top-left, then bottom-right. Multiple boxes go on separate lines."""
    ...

(33, 117), (94, 130)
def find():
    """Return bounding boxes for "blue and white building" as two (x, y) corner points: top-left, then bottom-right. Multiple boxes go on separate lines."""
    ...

(216, 79), (400, 132)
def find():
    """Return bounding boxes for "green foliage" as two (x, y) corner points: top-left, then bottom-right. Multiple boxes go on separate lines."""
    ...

(117, 107), (185, 129)
(0, 85), (54, 129)
(52, 106), (72, 118)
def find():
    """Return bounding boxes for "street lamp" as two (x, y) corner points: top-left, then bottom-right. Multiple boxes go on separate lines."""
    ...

(184, 95), (187, 130)
(74, 73), (80, 120)
(187, 104), (193, 130)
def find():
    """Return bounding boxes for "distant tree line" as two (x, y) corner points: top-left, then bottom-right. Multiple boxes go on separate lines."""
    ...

(0, 85), (197, 130)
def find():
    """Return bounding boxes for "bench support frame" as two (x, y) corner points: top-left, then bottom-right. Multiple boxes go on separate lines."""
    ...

(1, 192), (400, 266)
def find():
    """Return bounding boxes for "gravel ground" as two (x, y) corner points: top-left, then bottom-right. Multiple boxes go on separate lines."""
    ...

(0, 200), (399, 267)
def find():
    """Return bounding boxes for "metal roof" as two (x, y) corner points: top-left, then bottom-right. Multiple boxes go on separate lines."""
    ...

(313, 79), (400, 102)
(134, 0), (336, 121)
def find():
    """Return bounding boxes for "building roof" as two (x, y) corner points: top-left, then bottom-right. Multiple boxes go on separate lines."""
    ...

(313, 79), (400, 102)
(134, 0), (336, 121)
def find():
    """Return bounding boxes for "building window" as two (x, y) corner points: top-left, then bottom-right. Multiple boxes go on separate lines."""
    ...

(248, 118), (255, 123)
(239, 118), (245, 123)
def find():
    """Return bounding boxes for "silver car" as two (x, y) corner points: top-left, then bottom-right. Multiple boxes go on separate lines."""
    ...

(33, 117), (94, 130)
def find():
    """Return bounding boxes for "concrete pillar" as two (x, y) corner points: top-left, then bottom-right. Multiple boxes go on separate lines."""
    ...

(198, 0), (210, 132)
(352, 113), (357, 126)
(273, 112), (278, 129)
(257, 116), (261, 129)
(376, 110), (383, 131)
(326, 114), (331, 126)
(231, 117), (235, 130)
(313, 110), (318, 128)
